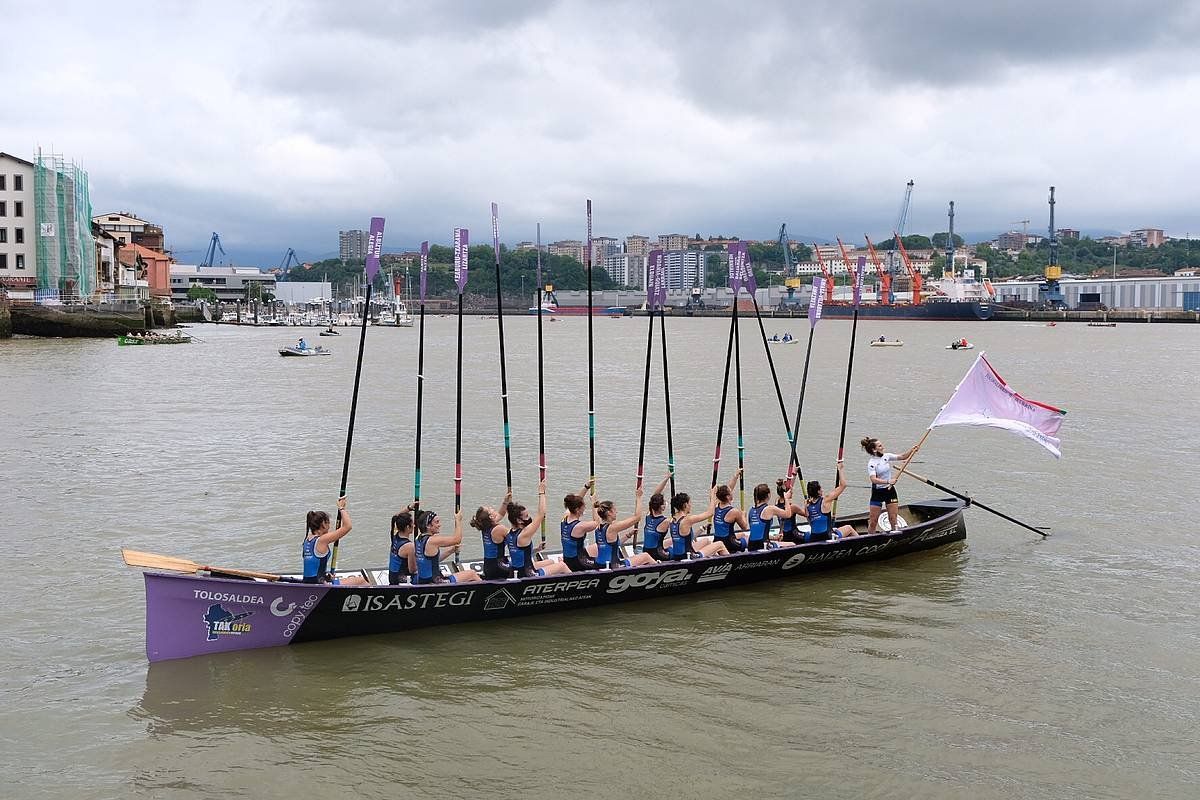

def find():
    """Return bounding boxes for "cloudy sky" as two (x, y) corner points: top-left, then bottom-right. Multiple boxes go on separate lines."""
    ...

(4, 0), (1199, 264)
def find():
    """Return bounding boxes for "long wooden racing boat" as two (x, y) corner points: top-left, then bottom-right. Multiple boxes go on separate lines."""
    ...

(137, 498), (967, 662)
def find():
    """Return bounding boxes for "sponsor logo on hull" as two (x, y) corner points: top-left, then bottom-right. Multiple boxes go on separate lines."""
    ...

(341, 591), (477, 613)
(606, 568), (690, 594)
(696, 563), (732, 583)
(202, 604), (253, 641)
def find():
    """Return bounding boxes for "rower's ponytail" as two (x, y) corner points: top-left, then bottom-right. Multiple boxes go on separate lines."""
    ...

(860, 436), (878, 454)
(306, 510), (328, 534)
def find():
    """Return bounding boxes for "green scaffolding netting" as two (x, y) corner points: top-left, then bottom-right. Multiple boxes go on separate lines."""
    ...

(34, 154), (94, 300)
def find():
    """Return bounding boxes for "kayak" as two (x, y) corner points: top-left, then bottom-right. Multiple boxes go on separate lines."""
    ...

(132, 498), (967, 662)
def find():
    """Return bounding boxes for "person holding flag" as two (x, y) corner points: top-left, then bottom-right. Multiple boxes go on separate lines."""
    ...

(861, 436), (921, 533)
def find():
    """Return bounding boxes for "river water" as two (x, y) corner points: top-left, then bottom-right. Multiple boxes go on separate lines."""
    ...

(2, 317), (1197, 799)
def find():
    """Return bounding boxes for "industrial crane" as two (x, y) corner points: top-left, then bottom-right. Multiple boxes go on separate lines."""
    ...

(812, 242), (835, 302)
(1039, 187), (1064, 307)
(894, 231), (922, 304)
(278, 247), (302, 282)
(864, 235), (892, 305)
(778, 223), (804, 310)
(201, 232), (225, 268)
(944, 201), (956, 279)
(835, 237), (856, 293)
(883, 180), (913, 303)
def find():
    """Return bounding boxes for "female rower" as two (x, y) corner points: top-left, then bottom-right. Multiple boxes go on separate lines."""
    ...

(470, 490), (512, 580)
(302, 497), (368, 585)
(640, 472), (674, 561)
(594, 487), (657, 569)
(862, 436), (919, 533)
(410, 508), (482, 585)
(388, 510), (415, 585)
(561, 479), (598, 572)
(660, 487), (729, 560)
(746, 483), (796, 551)
(804, 461), (858, 541)
(774, 479), (808, 545)
(506, 482), (571, 577)
(711, 468), (748, 553)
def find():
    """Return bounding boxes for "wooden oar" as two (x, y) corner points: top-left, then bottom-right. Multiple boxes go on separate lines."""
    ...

(733, 299), (745, 508)
(413, 241), (429, 513)
(121, 549), (282, 581)
(831, 256), (865, 518)
(585, 199), (596, 502)
(898, 469), (1050, 538)
(659, 304), (676, 498)
(708, 312), (737, 493)
(535, 223), (548, 551)
(332, 216), (385, 571)
(490, 203), (514, 492)
(634, 305), (655, 550)
(452, 227), (469, 569)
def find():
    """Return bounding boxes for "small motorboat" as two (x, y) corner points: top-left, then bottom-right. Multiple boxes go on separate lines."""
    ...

(768, 335), (798, 345)
(870, 338), (904, 347)
(1046, 322), (1057, 327)
(279, 346), (331, 357)
(319, 328), (341, 337)
(1087, 322), (1117, 328)
(946, 341), (975, 350)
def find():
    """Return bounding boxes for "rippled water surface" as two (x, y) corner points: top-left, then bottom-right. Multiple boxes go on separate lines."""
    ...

(2, 318), (1198, 799)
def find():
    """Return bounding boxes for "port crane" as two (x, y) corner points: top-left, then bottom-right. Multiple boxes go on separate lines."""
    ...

(885, 179), (914, 303)
(894, 231), (923, 304)
(200, 232), (225, 268)
(863, 235), (892, 305)
(835, 237), (857, 294)
(777, 224), (806, 310)
(278, 248), (301, 282)
(1038, 187), (1064, 307)
(812, 242), (835, 303)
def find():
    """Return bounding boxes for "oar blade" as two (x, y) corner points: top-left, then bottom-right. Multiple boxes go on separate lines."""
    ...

(121, 549), (202, 574)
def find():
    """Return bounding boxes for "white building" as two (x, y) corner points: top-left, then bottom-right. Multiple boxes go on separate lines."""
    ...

(664, 250), (704, 291)
(591, 236), (620, 266)
(170, 265), (277, 303)
(0, 152), (36, 299)
(601, 253), (646, 288)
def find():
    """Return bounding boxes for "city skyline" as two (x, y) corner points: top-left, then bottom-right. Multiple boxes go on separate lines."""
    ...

(4, 1), (1199, 265)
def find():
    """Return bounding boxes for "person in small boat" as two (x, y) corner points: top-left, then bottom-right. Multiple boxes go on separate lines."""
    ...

(804, 462), (858, 541)
(506, 482), (571, 577)
(409, 508), (482, 584)
(746, 483), (796, 551)
(878, 335), (887, 343)
(302, 497), (368, 585)
(639, 472), (675, 561)
(711, 468), (748, 553)
(561, 480), (599, 571)
(769, 333), (780, 342)
(388, 510), (415, 585)
(470, 489), (512, 579)
(774, 478), (808, 544)
(593, 488), (657, 569)
(782, 332), (793, 342)
(660, 487), (728, 560)
(862, 435), (920, 533)
(297, 337), (308, 351)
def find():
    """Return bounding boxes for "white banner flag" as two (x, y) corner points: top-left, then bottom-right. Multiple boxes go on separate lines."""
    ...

(930, 352), (1067, 458)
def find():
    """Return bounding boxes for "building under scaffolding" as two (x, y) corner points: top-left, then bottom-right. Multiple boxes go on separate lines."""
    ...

(34, 151), (95, 301)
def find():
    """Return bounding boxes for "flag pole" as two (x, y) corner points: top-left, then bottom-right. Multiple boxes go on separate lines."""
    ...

(331, 217), (384, 571)
(490, 203), (513, 491)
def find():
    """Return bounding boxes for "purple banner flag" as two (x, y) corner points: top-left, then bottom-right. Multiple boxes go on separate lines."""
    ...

(586, 199), (593, 268)
(491, 202), (501, 264)
(453, 228), (469, 293)
(419, 241), (429, 302)
(853, 256), (866, 307)
(648, 249), (667, 309)
(809, 275), (825, 328)
(740, 242), (758, 296)
(535, 222), (543, 294)
(365, 217), (386, 282)
(728, 243), (741, 294)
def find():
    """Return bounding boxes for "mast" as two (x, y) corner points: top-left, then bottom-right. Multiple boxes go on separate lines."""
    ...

(945, 201), (955, 279)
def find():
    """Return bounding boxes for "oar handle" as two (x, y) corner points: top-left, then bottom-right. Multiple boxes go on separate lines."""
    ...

(900, 469), (1050, 538)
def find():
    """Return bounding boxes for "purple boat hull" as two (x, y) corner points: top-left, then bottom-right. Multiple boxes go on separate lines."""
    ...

(142, 498), (967, 662)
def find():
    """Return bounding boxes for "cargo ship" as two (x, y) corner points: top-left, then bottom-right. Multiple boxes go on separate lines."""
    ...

(820, 275), (996, 321)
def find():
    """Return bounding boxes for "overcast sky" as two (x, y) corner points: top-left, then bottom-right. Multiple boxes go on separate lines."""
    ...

(4, 0), (1199, 264)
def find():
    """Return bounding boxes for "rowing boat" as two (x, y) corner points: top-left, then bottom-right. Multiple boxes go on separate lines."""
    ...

(118, 334), (192, 346)
(279, 346), (331, 357)
(135, 498), (966, 662)
(870, 340), (904, 347)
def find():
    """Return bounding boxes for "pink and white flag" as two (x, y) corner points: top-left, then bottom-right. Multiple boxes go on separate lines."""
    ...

(930, 353), (1067, 457)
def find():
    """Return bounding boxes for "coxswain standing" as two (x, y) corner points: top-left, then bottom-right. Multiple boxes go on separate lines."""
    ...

(301, 497), (368, 585)
(861, 436), (919, 533)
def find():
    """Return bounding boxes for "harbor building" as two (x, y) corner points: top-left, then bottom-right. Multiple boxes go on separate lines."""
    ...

(0, 152), (36, 300)
(339, 229), (369, 261)
(170, 265), (277, 303)
(992, 274), (1200, 310)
